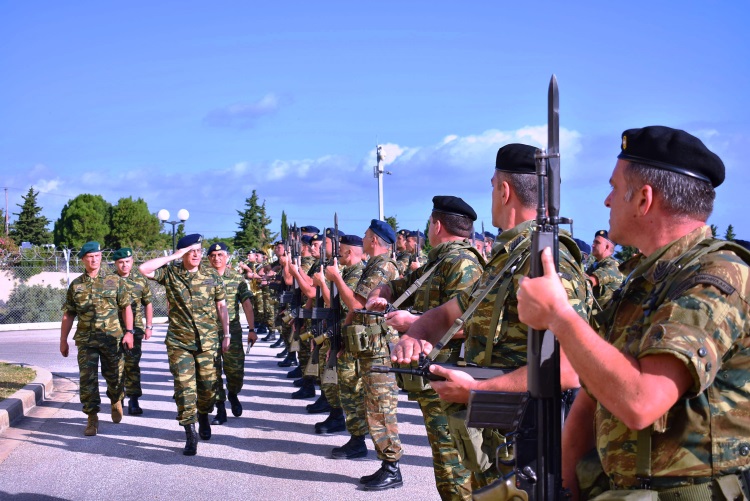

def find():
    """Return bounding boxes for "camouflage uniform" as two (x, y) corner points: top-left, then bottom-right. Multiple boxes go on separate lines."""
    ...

(390, 240), (484, 501)
(295, 256), (316, 366)
(593, 226), (750, 489)
(214, 267), (253, 402)
(63, 268), (130, 415)
(395, 250), (412, 276)
(586, 255), (623, 312)
(451, 220), (591, 487)
(119, 269), (153, 399)
(336, 260), (367, 436)
(319, 260), (348, 409)
(350, 254), (402, 461)
(151, 262), (226, 425)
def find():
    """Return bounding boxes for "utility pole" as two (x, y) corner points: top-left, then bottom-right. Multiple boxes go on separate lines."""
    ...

(373, 145), (391, 221)
(4, 187), (8, 236)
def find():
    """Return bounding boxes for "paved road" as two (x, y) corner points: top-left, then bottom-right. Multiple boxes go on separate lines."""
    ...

(0, 327), (437, 500)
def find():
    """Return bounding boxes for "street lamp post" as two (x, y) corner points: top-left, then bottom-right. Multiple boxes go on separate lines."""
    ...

(158, 209), (190, 252)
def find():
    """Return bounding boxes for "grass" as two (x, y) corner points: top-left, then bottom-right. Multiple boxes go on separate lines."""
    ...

(0, 362), (36, 402)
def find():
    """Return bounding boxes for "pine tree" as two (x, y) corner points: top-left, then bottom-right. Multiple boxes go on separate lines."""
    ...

(614, 245), (638, 262)
(385, 215), (398, 232)
(724, 224), (736, 241)
(9, 187), (52, 245)
(710, 224), (718, 237)
(280, 210), (288, 240)
(233, 190), (275, 252)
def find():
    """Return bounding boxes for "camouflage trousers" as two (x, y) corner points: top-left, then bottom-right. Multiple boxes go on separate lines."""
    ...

(356, 346), (402, 462)
(166, 343), (217, 425)
(121, 329), (145, 398)
(296, 320), (313, 368)
(282, 323), (292, 347)
(262, 288), (276, 326)
(76, 332), (124, 415)
(318, 339), (341, 408)
(415, 389), (473, 501)
(336, 350), (368, 437)
(213, 327), (245, 402)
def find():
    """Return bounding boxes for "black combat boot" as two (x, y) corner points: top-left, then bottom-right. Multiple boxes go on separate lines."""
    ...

(291, 377), (316, 399)
(211, 402), (227, 425)
(183, 424), (198, 456)
(197, 412), (211, 440)
(362, 460), (403, 490)
(331, 433), (367, 459)
(277, 351), (298, 367)
(127, 396), (143, 416)
(270, 337), (284, 348)
(306, 393), (332, 414)
(262, 329), (277, 342)
(286, 366), (303, 379)
(227, 392), (243, 417)
(275, 347), (288, 358)
(315, 408), (346, 434)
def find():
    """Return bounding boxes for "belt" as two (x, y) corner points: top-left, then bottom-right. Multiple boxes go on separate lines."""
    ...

(609, 473), (748, 501)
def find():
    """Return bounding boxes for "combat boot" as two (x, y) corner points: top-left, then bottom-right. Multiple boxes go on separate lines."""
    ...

(211, 402), (227, 425)
(111, 399), (123, 423)
(315, 408), (346, 434)
(127, 396), (143, 416)
(84, 413), (99, 436)
(286, 366), (303, 379)
(183, 424), (198, 456)
(227, 392), (243, 417)
(331, 433), (367, 459)
(291, 377), (315, 399)
(293, 377), (305, 387)
(198, 412), (211, 440)
(278, 351), (298, 367)
(270, 337), (284, 348)
(306, 393), (332, 414)
(262, 329), (276, 342)
(275, 347), (289, 359)
(362, 460), (403, 490)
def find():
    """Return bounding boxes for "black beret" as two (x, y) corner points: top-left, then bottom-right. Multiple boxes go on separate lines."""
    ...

(300, 225), (320, 234)
(495, 143), (539, 174)
(112, 247), (133, 261)
(734, 239), (750, 251)
(432, 195), (478, 221)
(300, 235), (313, 246)
(617, 126), (724, 188)
(177, 234), (203, 250)
(594, 230), (614, 244)
(573, 238), (591, 255)
(369, 219), (396, 244)
(397, 229), (410, 237)
(325, 228), (345, 239)
(340, 235), (363, 247)
(78, 241), (101, 258)
(208, 242), (228, 253)
(483, 231), (495, 240)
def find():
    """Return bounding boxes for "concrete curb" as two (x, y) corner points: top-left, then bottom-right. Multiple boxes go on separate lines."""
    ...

(0, 363), (54, 435)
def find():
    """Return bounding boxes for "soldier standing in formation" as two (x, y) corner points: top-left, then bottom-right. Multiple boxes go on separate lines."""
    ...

(586, 229), (624, 331)
(206, 241), (256, 425)
(60, 241), (134, 436)
(518, 126), (750, 499)
(367, 196), (485, 500)
(139, 234), (230, 456)
(112, 247), (154, 416)
(393, 144), (591, 489)
(325, 219), (403, 490)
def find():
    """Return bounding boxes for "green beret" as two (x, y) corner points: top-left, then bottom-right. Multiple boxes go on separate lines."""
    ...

(617, 126), (725, 187)
(112, 247), (133, 261)
(495, 143), (539, 174)
(78, 241), (101, 258)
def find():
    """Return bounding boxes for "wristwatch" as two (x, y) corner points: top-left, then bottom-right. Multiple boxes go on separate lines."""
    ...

(125, 329), (135, 334)
(145, 326), (153, 330)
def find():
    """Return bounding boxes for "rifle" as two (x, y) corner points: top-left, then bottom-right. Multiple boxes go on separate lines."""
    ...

(370, 352), (505, 381)
(325, 213), (342, 371)
(466, 75), (570, 500)
(481, 221), (488, 260)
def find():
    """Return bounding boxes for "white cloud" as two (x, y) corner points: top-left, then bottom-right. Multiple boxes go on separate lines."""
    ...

(203, 93), (288, 129)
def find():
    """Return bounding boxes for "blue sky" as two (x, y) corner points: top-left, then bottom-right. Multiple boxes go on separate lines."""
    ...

(2, 2), (749, 247)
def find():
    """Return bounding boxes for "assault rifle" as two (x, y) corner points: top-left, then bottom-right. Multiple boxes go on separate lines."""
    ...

(370, 352), (505, 381)
(325, 213), (342, 371)
(466, 75), (570, 500)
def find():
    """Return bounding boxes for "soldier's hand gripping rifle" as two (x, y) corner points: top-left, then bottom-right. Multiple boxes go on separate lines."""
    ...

(325, 213), (342, 370)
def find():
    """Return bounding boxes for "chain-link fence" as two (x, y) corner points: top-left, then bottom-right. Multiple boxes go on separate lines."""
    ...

(0, 247), (175, 324)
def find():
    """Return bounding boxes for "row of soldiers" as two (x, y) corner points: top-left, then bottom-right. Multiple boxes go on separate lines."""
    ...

(60, 125), (750, 499)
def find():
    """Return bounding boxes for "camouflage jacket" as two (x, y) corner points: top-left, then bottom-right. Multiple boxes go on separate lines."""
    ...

(119, 269), (153, 331)
(596, 226), (750, 484)
(217, 267), (253, 329)
(152, 262), (226, 351)
(352, 253), (399, 326)
(586, 255), (624, 310)
(63, 268), (130, 342)
(395, 250), (411, 276)
(339, 260), (365, 316)
(456, 220), (591, 368)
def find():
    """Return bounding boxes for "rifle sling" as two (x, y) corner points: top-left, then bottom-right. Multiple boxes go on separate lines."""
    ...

(391, 258), (442, 309)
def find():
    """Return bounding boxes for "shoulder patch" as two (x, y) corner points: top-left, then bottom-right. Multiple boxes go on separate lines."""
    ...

(667, 273), (736, 301)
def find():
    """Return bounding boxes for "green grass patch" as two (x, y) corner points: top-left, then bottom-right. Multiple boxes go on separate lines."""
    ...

(0, 362), (36, 402)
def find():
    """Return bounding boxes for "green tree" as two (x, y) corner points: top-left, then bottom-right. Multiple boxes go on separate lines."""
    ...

(1, 284), (67, 323)
(108, 197), (162, 249)
(53, 194), (112, 249)
(385, 215), (398, 232)
(233, 190), (275, 252)
(710, 224), (718, 237)
(724, 224), (736, 241)
(280, 210), (288, 240)
(614, 245), (638, 262)
(9, 187), (52, 245)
